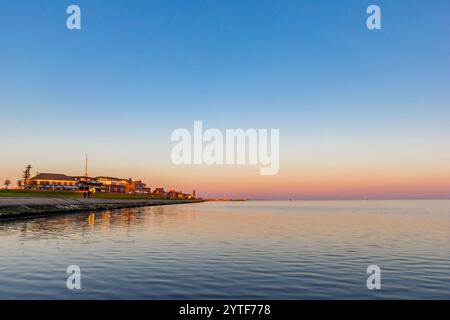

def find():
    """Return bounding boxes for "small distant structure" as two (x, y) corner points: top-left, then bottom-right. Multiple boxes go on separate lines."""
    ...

(167, 189), (195, 199)
(134, 180), (151, 195)
(152, 187), (166, 196)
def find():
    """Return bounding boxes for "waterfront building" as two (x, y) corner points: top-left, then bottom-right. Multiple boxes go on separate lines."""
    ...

(152, 187), (166, 196)
(72, 176), (103, 192)
(95, 176), (135, 194)
(27, 173), (78, 191)
(134, 180), (151, 195)
(24, 163), (156, 195)
(26, 173), (141, 194)
(167, 189), (194, 199)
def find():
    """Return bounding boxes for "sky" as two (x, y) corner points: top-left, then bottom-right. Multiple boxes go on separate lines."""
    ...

(0, 0), (449, 199)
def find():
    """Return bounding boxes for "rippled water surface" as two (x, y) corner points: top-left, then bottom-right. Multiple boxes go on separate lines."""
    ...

(0, 200), (449, 299)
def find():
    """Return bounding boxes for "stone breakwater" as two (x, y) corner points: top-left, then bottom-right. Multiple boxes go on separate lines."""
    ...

(0, 197), (202, 220)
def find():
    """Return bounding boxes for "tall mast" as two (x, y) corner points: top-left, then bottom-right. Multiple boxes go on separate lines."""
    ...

(84, 154), (88, 177)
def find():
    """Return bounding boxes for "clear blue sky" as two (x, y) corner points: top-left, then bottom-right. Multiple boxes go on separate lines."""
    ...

(1, 0), (449, 198)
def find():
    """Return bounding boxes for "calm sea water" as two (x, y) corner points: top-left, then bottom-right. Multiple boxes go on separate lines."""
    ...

(0, 200), (449, 299)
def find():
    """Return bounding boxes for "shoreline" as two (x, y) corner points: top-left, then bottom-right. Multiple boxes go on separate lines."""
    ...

(0, 197), (204, 221)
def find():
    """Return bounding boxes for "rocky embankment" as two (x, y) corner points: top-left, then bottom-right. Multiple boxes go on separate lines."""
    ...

(0, 197), (202, 220)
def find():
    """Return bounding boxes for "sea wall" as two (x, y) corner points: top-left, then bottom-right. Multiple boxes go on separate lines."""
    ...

(0, 197), (202, 220)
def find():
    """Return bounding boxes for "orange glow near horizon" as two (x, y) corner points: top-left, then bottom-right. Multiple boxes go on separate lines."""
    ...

(2, 145), (450, 199)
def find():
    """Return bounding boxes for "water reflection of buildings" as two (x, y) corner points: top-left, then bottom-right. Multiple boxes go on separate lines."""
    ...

(5, 207), (170, 241)
(0, 205), (202, 252)
(88, 213), (95, 226)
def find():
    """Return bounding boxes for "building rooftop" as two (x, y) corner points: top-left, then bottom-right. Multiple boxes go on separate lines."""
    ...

(95, 176), (131, 182)
(30, 173), (76, 181)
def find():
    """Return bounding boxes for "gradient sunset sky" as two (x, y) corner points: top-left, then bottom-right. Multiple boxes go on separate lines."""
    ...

(1, 0), (449, 199)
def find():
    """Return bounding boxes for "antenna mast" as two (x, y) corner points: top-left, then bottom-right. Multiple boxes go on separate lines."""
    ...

(84, 154), (88, 177)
